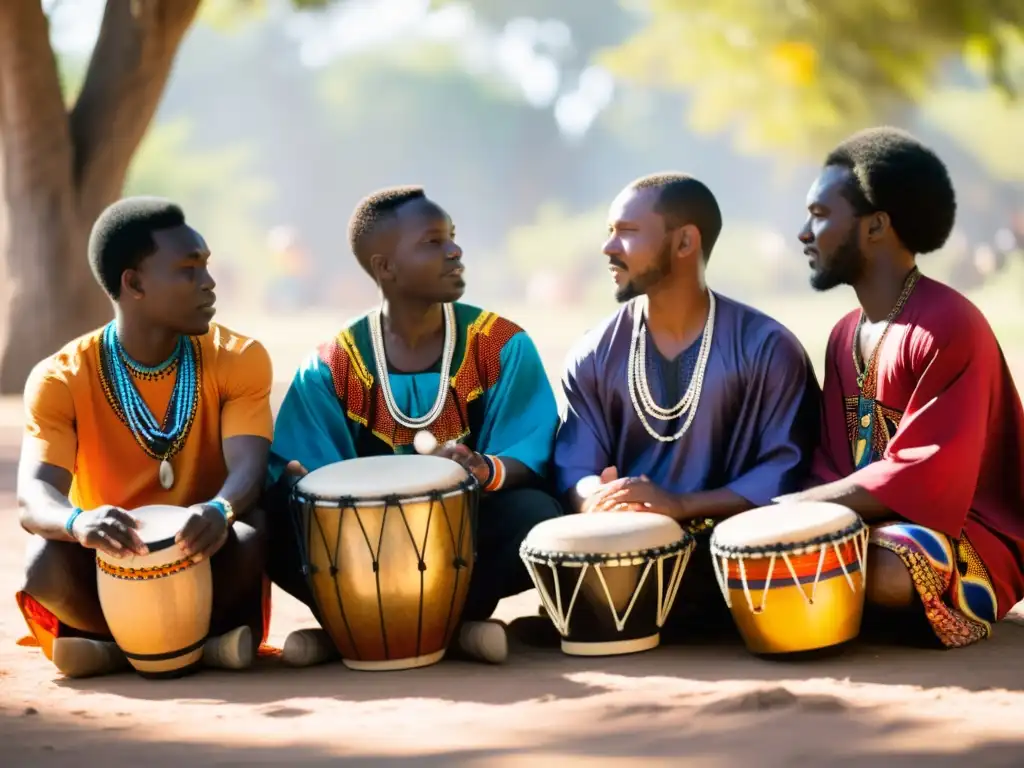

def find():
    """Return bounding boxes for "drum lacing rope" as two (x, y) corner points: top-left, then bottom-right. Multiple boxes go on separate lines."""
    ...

(656, 545), (691, 627)
(525, 541), (693, 635)
(713, 526), (870, 611)
(302, 495), (362, 659)
(438, 478), (479, 648)
(293, 476), (480, 661)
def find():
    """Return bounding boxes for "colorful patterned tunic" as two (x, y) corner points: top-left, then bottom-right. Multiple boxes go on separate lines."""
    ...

(267, 303), (558, 485)
(811, 276), (1024, 647)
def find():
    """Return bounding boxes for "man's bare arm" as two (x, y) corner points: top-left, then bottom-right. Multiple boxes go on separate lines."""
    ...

(17, 461), (76, 541)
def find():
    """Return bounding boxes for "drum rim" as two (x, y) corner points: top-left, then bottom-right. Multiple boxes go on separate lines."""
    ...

(518, 532), (694, 564)
(292, 474), (479, 506)
(94, 534), (182, 566)
(709, 517), (866, 558)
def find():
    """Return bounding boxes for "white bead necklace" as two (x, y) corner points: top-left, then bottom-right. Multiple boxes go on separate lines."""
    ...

(368, 303), (456, 430)
(626, 290), (716, 443)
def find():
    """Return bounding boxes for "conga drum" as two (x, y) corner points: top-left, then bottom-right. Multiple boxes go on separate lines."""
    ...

(95, 504), (213, 678)
(291, 454), (479, 671)
(520, 512), (694, 656)
(709, 501), (869, 654)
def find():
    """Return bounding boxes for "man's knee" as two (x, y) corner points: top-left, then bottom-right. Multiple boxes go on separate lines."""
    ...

(211, 507), (268, 591)
(20, 537), (107, 633)
(224, 507), (268, 566)
(22, 538), (94, 602)
(866, 547), (917, 609)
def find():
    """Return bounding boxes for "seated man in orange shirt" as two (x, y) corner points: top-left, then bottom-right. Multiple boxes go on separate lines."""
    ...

(16, 197), (275, 678)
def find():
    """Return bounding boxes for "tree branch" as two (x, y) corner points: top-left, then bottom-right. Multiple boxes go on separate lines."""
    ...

(0, 0), (75, 204)
(70, 0), (202, 223)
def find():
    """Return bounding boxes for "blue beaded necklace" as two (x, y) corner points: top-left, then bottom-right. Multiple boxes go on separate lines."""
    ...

(98, 323), (202, 490)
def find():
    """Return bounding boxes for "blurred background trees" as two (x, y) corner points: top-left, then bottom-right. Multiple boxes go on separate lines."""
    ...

(0, 0), (1021, 391)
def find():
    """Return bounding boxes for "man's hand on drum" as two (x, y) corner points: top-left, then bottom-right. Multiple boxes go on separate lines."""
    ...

(72, 506), (148, 558)
(435, 444), (491, 486)
(176, 504), (230, 562)
(582, 469), (682, 519)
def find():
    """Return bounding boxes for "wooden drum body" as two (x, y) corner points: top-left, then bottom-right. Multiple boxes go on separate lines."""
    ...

(291, 455), (479, 671)
(95, 505), (213, 678)
(710, 502), (869, 655)
(520, 512), (694, 657)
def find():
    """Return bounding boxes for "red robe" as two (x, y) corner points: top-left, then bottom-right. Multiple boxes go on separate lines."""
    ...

(811, 276), (1024, 618)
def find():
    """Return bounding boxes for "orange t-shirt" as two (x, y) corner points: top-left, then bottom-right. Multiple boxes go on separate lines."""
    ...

(21, 323), (274, 512)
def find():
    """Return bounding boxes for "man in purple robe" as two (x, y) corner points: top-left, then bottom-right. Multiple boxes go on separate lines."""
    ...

(552, 173), (821, 630)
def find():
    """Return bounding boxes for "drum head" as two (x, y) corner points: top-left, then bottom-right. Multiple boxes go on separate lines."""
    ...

(711, 501), (862, 554)
(523, 511), (685, 557)
(129, 505), (194, 551)
(296, 455), (470, 500)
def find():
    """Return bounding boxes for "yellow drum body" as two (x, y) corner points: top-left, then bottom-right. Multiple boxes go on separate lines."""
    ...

(293, 455), (478, 671)
(710, 502), (869, 655)
(520, 512), (694, 657)
(95, 505), (212, 678)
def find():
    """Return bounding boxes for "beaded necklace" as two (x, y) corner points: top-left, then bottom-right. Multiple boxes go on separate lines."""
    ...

(368, 303), (456, 430)
(97, 323), (202, 489)
(849, 267), (920, 468)
(626, 290), (716, 443)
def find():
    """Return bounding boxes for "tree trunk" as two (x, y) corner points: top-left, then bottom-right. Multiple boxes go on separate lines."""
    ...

(0, 0), (201, 395)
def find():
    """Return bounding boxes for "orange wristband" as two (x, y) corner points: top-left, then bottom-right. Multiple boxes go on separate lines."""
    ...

(483, 455), (506, 492)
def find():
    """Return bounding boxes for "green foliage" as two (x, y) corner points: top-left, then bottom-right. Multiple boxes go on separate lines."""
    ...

(198, 0), (333, 32)
(598, 0), (1024, 157)
(922, 31), (1024, 181)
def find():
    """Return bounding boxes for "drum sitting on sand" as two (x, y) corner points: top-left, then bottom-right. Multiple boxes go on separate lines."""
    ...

(291, 454), (479, 671)
(95, 504), (213, 678)
(709, 501), (869, 655)
(520, 511), (694, 656)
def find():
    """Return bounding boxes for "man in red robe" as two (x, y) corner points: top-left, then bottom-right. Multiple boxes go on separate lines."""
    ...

(783, 126), (1024, 647)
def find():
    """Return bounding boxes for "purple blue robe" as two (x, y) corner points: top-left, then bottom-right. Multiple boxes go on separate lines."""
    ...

(553, 293), (820, 506)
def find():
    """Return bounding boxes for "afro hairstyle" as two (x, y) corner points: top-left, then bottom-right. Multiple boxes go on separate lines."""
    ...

(824, 126), (956, 255)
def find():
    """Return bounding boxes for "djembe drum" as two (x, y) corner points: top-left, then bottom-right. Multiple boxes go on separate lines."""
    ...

(520, 511), (694, 656)
(95, 504), (213, 678)
(709, 501), (869, 654)
(291, 454), (479, 671)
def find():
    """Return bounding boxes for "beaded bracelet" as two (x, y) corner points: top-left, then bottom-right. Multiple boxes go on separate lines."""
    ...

(207, 497), (235, 523)
(64, 507), (83, 537)
(481, 454), (506, 493)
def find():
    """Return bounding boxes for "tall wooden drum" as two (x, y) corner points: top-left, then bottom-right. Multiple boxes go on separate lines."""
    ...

(520, 511), (694, 656)
(291, 455), (479, 671)
(710, 501), (869, 654)
(95, 505), (213, 678)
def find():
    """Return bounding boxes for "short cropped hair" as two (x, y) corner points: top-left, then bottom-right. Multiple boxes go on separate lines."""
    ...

(825, 127), (956, 254)
(88, 197), (186, 298)
(629, 173), (723, 262)
(347, 186), (426, 276)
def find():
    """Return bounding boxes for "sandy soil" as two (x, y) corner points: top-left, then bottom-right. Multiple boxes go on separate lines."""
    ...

(2, 350), (1024, 766)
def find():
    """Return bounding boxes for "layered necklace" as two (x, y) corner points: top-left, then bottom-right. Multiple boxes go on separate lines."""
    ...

(368, 303), (456, 430)
(627, 290), (716, 443)
(97, 323), (202, 489)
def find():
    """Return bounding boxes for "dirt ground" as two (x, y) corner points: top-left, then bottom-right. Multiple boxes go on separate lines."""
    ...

(3, 297), (1024, 766)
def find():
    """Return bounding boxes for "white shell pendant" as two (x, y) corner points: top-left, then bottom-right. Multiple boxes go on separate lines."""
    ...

(159, 459), (175, 490)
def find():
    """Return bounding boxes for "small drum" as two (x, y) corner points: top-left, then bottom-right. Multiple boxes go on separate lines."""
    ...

(291, 454), (478, 671)
(520, 512), (694, 656)
(95, 505), (213, 678)
(709, 501), (869, 654)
